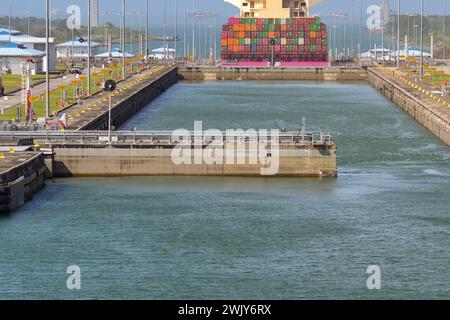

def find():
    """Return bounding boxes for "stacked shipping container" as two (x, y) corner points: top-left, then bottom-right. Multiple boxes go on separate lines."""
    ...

(221, 17), (328, 64)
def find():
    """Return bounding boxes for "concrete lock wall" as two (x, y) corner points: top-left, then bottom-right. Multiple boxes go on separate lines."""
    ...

(0, 153), (47, 213)
(51, 144), (337, 178)
(178, 67), (368, 81)
(80, 67), (178, 131)
(368, 69), (450, 147)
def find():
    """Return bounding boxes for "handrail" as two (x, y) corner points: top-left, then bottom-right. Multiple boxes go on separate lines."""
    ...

(0, 130), (333, 145)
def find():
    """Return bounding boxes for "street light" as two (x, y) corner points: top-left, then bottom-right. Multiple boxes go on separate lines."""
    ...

(100, 11), (110, 50)
(87, 0), (91, 97)
(443, 0), (447, 60)
(397, 0), (401, 68)
(45, 0), (50, 118)
(122, 0), (126, 78)
(25, 10), (31, 36)
(420, 0), (424, 80)
(163, 0), (167, 60)
(128, 11), (137, 54)
(146, 0), (149, 64)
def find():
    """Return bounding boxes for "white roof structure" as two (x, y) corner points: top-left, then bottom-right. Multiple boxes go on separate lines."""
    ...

(360, 48), (391, 58)
(391, 49), (432, 58)
(0, 28), (22, 35)
(0, 42), (45, 57)
(152, 47), (175, 53)
(0, 34), (54, 44)
(95, 48), (134, 58)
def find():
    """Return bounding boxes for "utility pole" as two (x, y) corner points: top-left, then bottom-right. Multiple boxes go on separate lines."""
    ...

(88, 0), (91, 97)
(359, 0), (362, 66)
(420, 0), (424, 80)
(397, 0), (401, 68)
(100, 11), (110, 50)
(444, 0), (446, 60)
(184, 0), (187, 59)
(381, 0), (384, 61)
(175, 0), (178, 61)
(146, 0), (149, 64)
(8, 0), (12, 42)
(122, 0), (126, 78)
(45, 0), (50, 118)
(192, 6), (196, 62)
(163, 0), (167, 60)
(25, 10), (31, 36)
(129, 11), (135, 54)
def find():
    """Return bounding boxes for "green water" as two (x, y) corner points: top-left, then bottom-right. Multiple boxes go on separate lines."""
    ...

(1, 81), (449, 299)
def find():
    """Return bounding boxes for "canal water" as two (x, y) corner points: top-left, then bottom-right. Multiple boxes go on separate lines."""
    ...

(1, 81), (449, 299)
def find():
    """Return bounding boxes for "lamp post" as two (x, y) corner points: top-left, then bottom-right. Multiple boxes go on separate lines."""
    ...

(175, 0), (178, 61)
(397, 0), (401, 68)
(184, 0), (187, 60)
(87, 0), (91, 97)
(163, 0), (167, 60)
(420, 0), (424, 80)
(45, 0), (50, 118)
(129, 11), (137, 54)
(25, 10), (31, 36)
(8, 0), (11, 42)
(122, 0), (126, 78)
(100, 11), (110, 49)
(443, 0), (446, 60)
(146, 0), (149, 64)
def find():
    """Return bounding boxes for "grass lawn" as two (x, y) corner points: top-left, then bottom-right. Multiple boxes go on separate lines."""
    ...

(0, 63), (139, 121)
(1, 73), (61, 93)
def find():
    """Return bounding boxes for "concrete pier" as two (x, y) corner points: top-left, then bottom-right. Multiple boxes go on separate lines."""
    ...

(178, 66), (367, 81)
(368, 66), (450, 147)
(0, 151), (46, 213)
(0, 131), (337, 178)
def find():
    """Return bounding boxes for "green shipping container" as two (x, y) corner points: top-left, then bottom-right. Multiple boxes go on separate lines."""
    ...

(239, 38), (245, 45)
(269, 24), (275, 31)
(286, 18), (292, 24)
(310, 45), (317, 52)
(275, 18), (282, 24)
(263, 18), (269, 24)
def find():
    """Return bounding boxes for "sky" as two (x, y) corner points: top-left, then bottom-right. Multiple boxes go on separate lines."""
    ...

(0, 0), (447, 25)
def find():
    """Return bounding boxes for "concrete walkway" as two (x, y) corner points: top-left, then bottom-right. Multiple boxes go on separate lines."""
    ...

(374, 64), (450, 122)
(60, 65), (174, 130)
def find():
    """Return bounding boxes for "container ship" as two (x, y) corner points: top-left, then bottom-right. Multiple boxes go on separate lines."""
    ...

(222, 0), (328, 67)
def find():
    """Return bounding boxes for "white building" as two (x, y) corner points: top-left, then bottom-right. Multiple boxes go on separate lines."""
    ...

(0, 29), (56, 71)
(149, 47), (175, 60)
(95, 48), (135, 59)
(56, 38), (102, 60)
(0, 42), (45, 74)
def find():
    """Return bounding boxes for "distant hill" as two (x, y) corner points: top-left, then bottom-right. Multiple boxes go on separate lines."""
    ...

(0, 16), (170, 45)
(385, 14), (449, 57)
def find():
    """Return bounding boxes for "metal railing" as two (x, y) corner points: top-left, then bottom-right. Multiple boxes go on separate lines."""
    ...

(0, 130), (333, 145)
